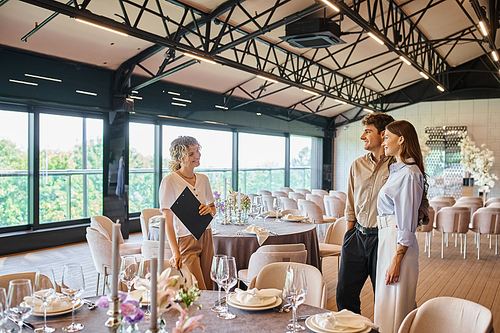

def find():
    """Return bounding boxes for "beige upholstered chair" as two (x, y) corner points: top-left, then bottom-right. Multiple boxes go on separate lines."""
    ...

(281, 209), (308, 219)
(485, 197), (500, 206)
(306, 194), (326, 215)
(248, 262), (327, 308)
(311, 189), (329, 197)
(417, 206), (435, 257)
(237, 244), (307, 287)
(298, 199), (336, 241)
(279, 187), (294, 194)
(289, 192), (306, 201)
(429, 199), (453, 216)
(470, 207), (500, 259)
(323, 196), (345, 218)
(247, 193), (259, 205)
(140, 208), (162, 241)
(454, 201), (483, 226)
(319, 217), (347, 269)
(91, 215), (142, 255)
(86, 226), (113, 295)
(272, 191), (288, 198)
(261, 195), (276, 212)
(398, 297), (493, 333)
(281, 197), (298, 210)
(435, 207), (470, 258)
(487, 202), (500, 208)
(456, 196), (483, 205)
(0, 272), (50, 291)
(257, 189), (272, 196)
(329, 190), (347, 203)
(432, 196), (456, 205)
(141, 240), (173, 261)
(295, 189), (311, 196)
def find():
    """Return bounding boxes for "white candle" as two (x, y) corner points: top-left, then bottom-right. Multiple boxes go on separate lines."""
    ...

(158, 216), (165, 274)
(237, 191), (241, 210)
(111, 223), (121, 298)
(224, 179), (227, 200)
(150, 258), (158, 331)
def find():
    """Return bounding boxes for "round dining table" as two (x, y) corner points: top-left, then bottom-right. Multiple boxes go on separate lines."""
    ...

(149, 218), (321, 271)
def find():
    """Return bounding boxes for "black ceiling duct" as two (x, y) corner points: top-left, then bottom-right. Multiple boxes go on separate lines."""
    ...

(280, 17), (345, 48)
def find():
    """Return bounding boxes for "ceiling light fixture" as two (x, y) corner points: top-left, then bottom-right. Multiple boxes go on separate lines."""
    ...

(334, 99), (347, 104)
(76, 89), (97, 96)
(158, 114), (183, 120)
(320, 0), (340, 12)
(478, 21), (488, 36)
(130, 96), (143, 100)
(367, 32), (384, 45)
(131, 90), (139, 94)
(363, 108), (374, 113)
(399, 56), (411, 66)
(256, 75), (278, 83)
(492, 51), (499, 62)
(167, 91), (180, 95)
(172, 97), (191, 103)
(215, 105), (228, 110)
(9, 79), (38, 86)
(24, 73), (62, 82)
(171, 102), (186, 107)
(437, 85), (445, 92)
(256, 113), (262, 116)
(75, 18), (128, 37)
(204, 120), (227, 125)
(419, 72), (429, 79)
(183, 52), (216, 64)
(302, 89), (319, 96)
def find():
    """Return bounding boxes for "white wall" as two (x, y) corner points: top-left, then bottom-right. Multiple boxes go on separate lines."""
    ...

(334, 98), (500, 198)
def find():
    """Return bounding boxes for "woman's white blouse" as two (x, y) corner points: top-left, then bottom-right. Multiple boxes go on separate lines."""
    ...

(377, 160), (424, 247)
(159, 172), (214, 238)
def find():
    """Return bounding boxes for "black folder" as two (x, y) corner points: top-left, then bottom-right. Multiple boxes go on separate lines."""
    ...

(170, 186), (213, 240)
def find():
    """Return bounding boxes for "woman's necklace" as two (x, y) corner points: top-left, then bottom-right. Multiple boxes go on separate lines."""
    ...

(177, 171), (195, 180)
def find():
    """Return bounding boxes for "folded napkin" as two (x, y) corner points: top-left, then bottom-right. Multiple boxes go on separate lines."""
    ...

(149, 215), (163, 228)
(234, 288), (282, 305)
(315, 310), (378, 331)
(242, 224), (270, 246)
(28, 292), (73, 313)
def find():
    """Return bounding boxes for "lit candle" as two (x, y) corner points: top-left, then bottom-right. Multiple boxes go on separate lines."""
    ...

(111, 223), (121, 298)
(158, 216), (165, 274)
(150, 257), (158, 331)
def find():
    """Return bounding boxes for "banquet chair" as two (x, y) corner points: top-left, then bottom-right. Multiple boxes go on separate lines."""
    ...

(257, 190), (272, 196)
(311, 189), (329, 197)
(91, 215), (142, 255)
(398, 297), (493, 333)
(141, 240), (173, 260)
(281, 197), (298, 210)
(417, 206), (435, 257)
(248, 262), (327, 308)
(261, 195), (276, 212)
(86, 226), (113, 295)
(435, 207), (470, 258)
(454, 201), (482, 226)
(470, 207), (500, 259)
(485, 197), (500, 206)
(140, 208), (162, 241)
(278, 187), (294, 194)
(281, 209), (308, 219)
(429, 199), (453, 215)
(272, 191), (288, 198)
(306, 194), (326, 215)
(456, 196), (483, 205)
(319, 217), (347, 270)
(295, 189), (311, 196)
(0, 272), (51, 291)
(237, 244), (307, 287)
(298, 199), (336, 241)
(247, 193), (259, 205)
(323, 196), (345, 218)
(487, 202), (500, 208)
(431, 196), (456, 205)
(289, 192), (306, 201)
(329, 190), (347, 203)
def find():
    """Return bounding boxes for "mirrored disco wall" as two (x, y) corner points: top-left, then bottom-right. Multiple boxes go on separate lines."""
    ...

(424, 126), (467, 199)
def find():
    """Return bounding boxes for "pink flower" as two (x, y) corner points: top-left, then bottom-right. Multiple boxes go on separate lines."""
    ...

(173, 309), (204, 333)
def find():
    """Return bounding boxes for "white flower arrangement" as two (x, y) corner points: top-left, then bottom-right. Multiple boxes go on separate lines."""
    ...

(458, 133), (498, 188)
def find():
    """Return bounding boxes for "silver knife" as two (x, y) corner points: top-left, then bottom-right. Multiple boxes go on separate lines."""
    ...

(9, 317), (35, 330)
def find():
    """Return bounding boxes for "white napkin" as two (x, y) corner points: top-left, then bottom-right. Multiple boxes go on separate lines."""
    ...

(314, 310), (378, 331)
(234, 288), (282, 305)
(28, 292), (73, 313)
(242, 224), (270, 245)
(149, 215), (163, 228)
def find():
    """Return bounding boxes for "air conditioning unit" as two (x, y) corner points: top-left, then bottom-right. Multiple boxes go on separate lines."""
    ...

(280, 17), (345, 48)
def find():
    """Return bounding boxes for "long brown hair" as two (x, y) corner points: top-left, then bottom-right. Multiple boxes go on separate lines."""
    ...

(386, 120), (428, 195)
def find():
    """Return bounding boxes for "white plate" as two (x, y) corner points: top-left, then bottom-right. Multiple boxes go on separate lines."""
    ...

(130, 289), (149, 306)
(266, 212), (282, 217)
(305, 315), (371, 333)
(227, 295), (282, 311)
(282, 215), (307, 222)
(32, 299), (84, 317)
(227, 293), (277, 307)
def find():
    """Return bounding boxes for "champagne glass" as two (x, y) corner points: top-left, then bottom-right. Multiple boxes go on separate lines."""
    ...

(61, 264), (85, 332)
(210, 255), (227, 313)
(273, 197), (282, 222)
(283, 266), (307, 332)
(120, 256), (139, 297)
(217, 256), (237, 320)
(7, 279), (34, 333)
(138, 258), (151, 317)
(33, 269), (56, 333)
(0, 288), (7, 333)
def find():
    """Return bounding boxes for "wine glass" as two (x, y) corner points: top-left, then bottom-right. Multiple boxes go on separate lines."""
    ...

(120, 256), (139, 297)
(33, 268), (56, 333)
(248, 204), (259, 222)
(7, 279), (34, 333)
(61, 264), (85, 332)
(138, 258), (151, 317)
(210, 255), (227, 313)
(0, 288), (7, 333)
(283, 266), (307, 332)
(217, 256), (237, 320)
(259, 205), (270, 228)
(273, 197), (282, 222)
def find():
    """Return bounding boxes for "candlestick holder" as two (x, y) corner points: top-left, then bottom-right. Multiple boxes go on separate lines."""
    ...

(234, 209), (245, 226)
(220, 201), (231, 225)
(105, 296), (121, 332)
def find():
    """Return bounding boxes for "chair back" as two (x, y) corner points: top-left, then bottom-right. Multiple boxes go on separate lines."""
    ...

(453, 201), (483, 225)
(246, 250), (307, 285)
(247, 193), (259, 205)
(398, 297), (492, 333)
(0, 272), (37, 291)
(256, 243), (306, 253)
(86, 227), (112, 275)
(289, 192), (306, 201)
(471, 207), (500, 235)
(295, 189), (311, 196)
(431, 196), (456, 205)
(324, 217), (347, 245)
(323, 196), (345, 218)
(272, 191), (288, 198)
(279, 187), (294, 194)
(429, 199), (453, 213)
(140, 209), (162, 241)
(261, 195), (276, 212)
(311, 189), (328, 197)
(281, 197), (298, 210)
(281, 209), (307, 219)
(298, 200), (323, 223)
(329, 190), (347, 203)
(249, 262), (326, 308)
(485, 197), (500, 206)
(141, 240), (173, 260)
(257, 190), (271, 196)
(435, 206), (470, 233)
(456, 197), (483, 206)
(91, 215), (124, 243)
(306, 194), (325, 215)
(487, 202), (500, 209)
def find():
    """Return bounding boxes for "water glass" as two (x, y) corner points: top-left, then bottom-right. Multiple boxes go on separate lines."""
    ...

(33, 268), (56, 333)
(210, 255), (227, 313)
(120, 256), (139, 297)
(217, 256), (237, 320)
(0, 288), (7, 333)
(283, 266), (307, 332)
(61, 264), (85, 332)
(138, 258), (151, 317)
(7, 279), (34, 333)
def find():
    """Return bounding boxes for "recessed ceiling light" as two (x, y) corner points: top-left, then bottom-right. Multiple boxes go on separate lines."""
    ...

(24, 73), (62, 82)
(9, 79), (38, 86)
(76, 89), (97, 96)
(256, 113), (262, 116)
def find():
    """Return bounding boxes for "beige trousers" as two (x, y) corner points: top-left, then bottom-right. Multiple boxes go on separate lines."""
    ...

(178, 230), (214, 290)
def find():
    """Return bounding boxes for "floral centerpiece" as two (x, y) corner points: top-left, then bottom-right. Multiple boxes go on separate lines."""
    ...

(96, 291), (144, 332)
(458, 132), (498, 188)
(213, 191), (224, 214)
(227, 189), (251, 211)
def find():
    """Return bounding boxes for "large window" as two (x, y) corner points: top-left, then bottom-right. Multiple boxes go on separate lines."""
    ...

(163, 126), (232, 196)
(0, 110), (29, 228)
(39, 114), (103, 223)
(290, 135), (312, 190)
(238, 133), (285, 194)
(129, 122), (155, 213)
